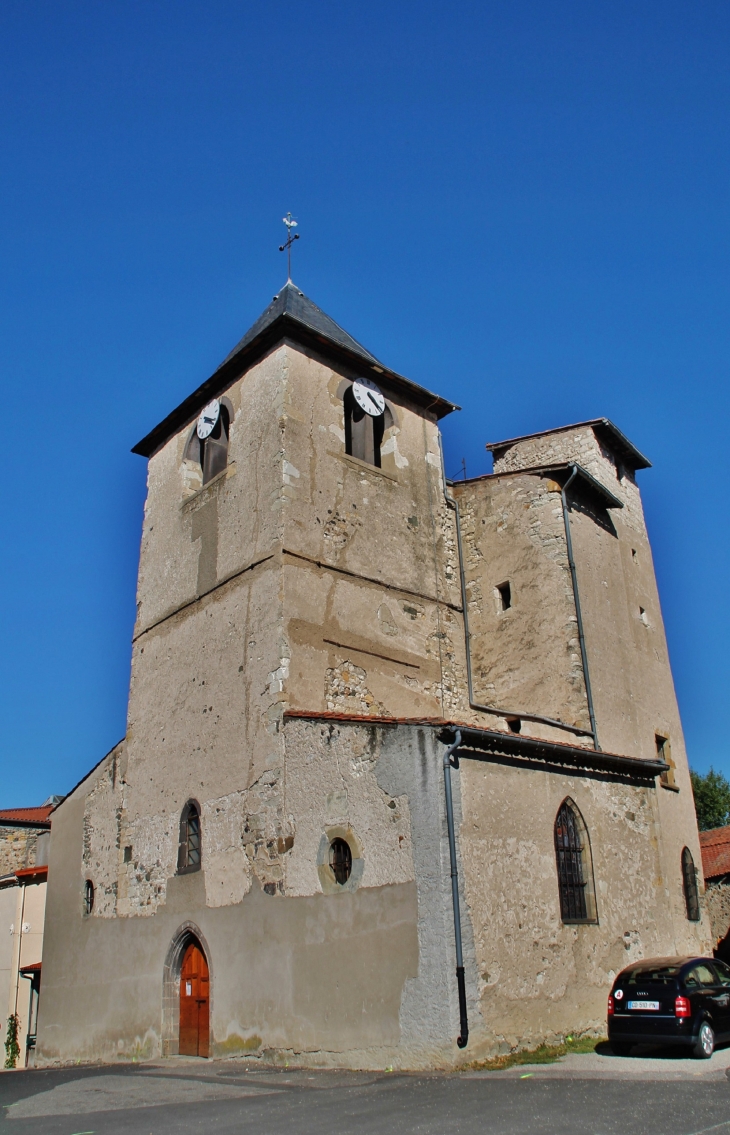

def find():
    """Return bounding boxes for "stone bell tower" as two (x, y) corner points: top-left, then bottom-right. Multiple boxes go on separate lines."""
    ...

(36, 277), (709, 1069)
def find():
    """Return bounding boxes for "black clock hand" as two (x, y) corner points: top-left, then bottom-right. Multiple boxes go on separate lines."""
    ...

(366, 392), (381, 412)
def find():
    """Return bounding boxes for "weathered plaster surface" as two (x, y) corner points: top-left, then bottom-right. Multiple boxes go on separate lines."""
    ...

(705, 880), (730, 944)
(0, 825), (47, 875)
(36, 345), (709, 1070)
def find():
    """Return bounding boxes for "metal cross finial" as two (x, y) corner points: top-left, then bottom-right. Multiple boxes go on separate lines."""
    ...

(279, 213), (300, 281)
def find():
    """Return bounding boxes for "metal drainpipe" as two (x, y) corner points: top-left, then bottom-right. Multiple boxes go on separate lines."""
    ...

(443, 730), (468, 1048)
(437, 433), (595, 740)
(561, 465), (600, 751)
(12, 880), (27, 1018)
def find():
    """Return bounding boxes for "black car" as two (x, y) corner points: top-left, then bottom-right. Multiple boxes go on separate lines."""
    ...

(608, 956), (730, 1058)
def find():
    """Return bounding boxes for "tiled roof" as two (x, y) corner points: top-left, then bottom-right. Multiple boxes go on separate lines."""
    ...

(0, 806), (53, 825)
(15, 866), (48, 882)
(486, 418), (652, 470)
(283, 711), (668, 779)
(700, 825), (730, 880)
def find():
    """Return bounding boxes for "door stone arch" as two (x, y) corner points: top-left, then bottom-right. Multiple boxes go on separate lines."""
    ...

(162, 923), (213, 1056)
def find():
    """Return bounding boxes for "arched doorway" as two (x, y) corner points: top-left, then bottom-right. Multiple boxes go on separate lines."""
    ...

(179, 939), (209, 1057)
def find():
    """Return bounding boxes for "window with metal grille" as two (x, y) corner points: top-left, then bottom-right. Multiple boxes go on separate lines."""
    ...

(178, 801), (202, 874)
(554, 799), (597, 924)
(682, 847), (700, 921)
(329, 838), (352, 885)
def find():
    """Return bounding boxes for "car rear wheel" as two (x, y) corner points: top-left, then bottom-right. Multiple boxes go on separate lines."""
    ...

(692, 1022), (715, 1059)
(611, 1042), (633, 1056)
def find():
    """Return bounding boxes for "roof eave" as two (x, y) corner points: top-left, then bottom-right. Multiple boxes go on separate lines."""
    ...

(453, 462), (623, 509)
(438, 724), (667, 779)
(132, 314), (458, 459)
(486, 418), (652, 471)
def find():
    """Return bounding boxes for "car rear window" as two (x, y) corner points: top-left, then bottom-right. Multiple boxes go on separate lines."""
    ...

(624, 965), (682, 985)
(684, 964), (716, 988)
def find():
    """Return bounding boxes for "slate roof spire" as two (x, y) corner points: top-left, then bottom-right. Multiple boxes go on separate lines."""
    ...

(132, 282), (457, 458)
(219, 280), (382, 370)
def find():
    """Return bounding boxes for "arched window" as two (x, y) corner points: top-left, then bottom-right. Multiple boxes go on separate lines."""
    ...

(185, 400), (231, 486)
(682, 847), (700, 921)
(83, 879), (94, 915)
(344, 385), (387, 467)
(178, 801), (201, 874)
(329, 837), (352, 885)
(554, 798), (598, 924)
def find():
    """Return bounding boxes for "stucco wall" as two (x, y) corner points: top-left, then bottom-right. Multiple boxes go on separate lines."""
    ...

(36, 336), (709, 1068)
(36, 722), (451, 1067)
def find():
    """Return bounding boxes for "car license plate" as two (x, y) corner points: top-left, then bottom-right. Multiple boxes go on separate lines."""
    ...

(627, 1000), (660, 1011)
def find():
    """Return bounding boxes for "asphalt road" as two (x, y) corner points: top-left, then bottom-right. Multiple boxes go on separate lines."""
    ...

(2, 1052), (730, 1135)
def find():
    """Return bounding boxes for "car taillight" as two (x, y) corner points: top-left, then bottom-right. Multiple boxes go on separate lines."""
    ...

(607, 995), (614, 1016)
(675, 996), (691, 1018)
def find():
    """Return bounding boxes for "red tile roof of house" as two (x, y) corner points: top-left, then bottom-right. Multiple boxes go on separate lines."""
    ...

(15, 866), (48, 882)
(0, 806), (53, 826)
(700, 825), (730, 880)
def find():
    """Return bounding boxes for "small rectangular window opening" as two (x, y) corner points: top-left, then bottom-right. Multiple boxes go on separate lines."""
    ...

(497, 582), (512, 611)
(123, 846), (132, 863)
(507, 717), (521, 734)
(631, 548), (637, 562)
(639, 606), (649, 625)
(657, 733), (678, 790)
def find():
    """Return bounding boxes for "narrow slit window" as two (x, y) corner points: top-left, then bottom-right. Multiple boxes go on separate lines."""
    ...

(657, 734), (677, 789)
(496, 582), (512, 611)
(554, 799), (598, 924)
(682, 847), (700, 921)
(178, 801), (202, 874)
(84, 879), (94, 915)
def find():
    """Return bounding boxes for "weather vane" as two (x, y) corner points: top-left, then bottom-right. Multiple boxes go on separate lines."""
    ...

(279, 213), (300, 281)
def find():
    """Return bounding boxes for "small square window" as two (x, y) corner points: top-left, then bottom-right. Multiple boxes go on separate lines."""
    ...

(496, 582), (512, 611)
(123, 846), (132, 863)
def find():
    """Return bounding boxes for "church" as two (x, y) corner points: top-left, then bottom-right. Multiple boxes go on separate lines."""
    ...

(35, 276), (710, 1068)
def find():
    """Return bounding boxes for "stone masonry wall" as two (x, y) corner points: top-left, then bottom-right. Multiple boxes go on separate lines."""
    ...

(705, 880), (730, 945)
(0, 826), (47, 875)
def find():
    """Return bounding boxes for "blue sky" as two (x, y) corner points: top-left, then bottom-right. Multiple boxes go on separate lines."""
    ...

(1, 1), (729, 805)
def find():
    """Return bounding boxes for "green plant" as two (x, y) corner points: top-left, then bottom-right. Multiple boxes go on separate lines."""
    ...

(4, 1014), (20, 1070)
(690, 768), (730, 831)
(464, 1033), (604, 1072)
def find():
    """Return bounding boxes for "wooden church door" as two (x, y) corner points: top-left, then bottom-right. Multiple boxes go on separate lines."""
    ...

(179, 941), (210, 1057)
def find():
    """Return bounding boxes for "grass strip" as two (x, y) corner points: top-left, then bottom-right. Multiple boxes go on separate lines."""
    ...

(464, 1034), (606, 1072)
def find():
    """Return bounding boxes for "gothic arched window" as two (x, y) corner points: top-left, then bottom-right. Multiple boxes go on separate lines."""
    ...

(178, 801), (201, 874)
(682, 847), (700, 921)
(344, 385), (386, 467)
(554, 798), (598, 924)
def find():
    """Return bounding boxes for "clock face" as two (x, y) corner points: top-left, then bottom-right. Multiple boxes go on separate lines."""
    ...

(197, 399), (220, 439)
(352, 377), (385, 417)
